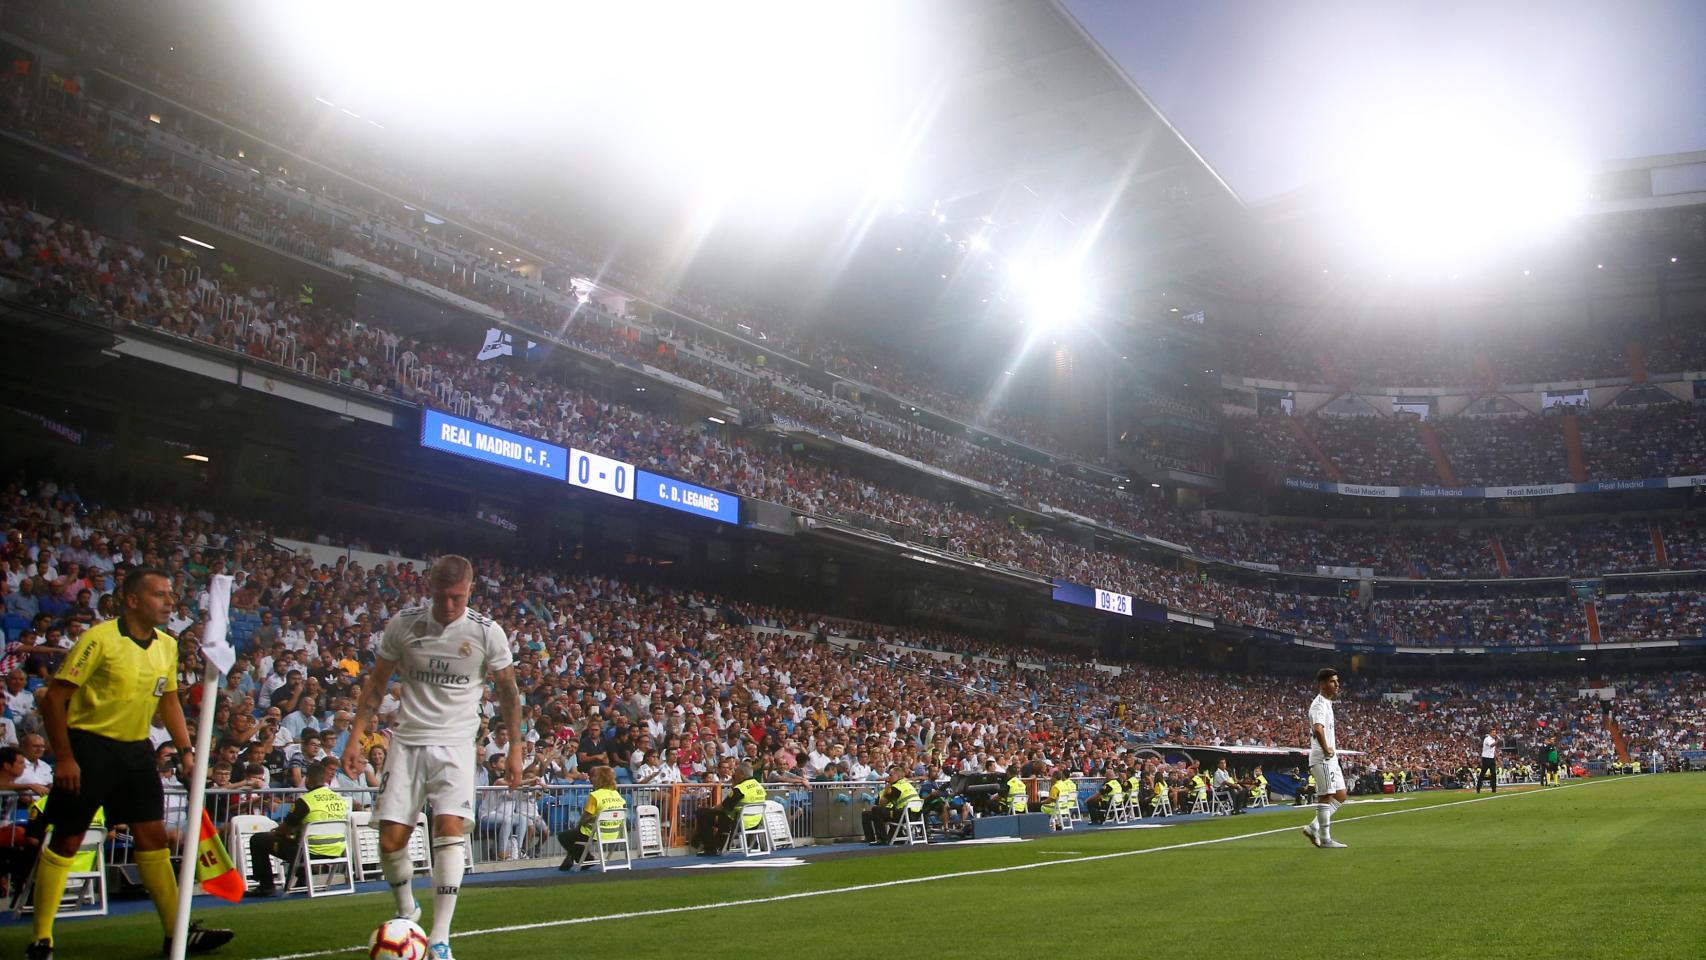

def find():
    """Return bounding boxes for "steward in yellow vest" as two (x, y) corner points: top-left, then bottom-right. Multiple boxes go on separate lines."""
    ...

(250, 759), (347, 896)
(863, 766), (919, 844)
(1089, 767), (1125, 823)
(1000, 774), (1028, 814)
(561, 765), (626, 870)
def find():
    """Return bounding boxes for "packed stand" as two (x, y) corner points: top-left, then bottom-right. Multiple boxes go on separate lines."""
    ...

(1434, 414), (1567, 487)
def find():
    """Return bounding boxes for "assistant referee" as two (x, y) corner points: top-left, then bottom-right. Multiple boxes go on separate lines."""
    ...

(26, 567), (234, 960)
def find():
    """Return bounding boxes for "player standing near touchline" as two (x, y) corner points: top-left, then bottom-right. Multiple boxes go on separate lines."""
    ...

(1475, 726), (1499, 793)
(1302, 667), (1349, 849)
(344, 556), (523, 960)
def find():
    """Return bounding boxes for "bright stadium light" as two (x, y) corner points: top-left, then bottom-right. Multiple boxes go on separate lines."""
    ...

(1332, 106), (1586, 268)
(1009, 258), (1090, 333)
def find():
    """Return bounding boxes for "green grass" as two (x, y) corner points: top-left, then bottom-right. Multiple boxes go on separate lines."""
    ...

(18, 775), (1706, 960)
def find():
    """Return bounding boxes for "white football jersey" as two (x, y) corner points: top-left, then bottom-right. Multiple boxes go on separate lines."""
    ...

(1308, 694), (1336, 763)
(378, 605), (512, 746)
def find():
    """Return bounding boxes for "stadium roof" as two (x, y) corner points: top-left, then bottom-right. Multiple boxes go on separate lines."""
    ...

(796, 0), (1256, 332)
(917, 1), (1250, 270)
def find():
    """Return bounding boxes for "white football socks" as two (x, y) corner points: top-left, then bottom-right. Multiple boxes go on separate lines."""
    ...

(381, 847), (415, 916)
(429, 836), (467, 946)
(1315, 798), (1342, 839)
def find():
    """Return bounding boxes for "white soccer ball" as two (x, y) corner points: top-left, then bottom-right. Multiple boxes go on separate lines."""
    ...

(368, 919), (429, 960)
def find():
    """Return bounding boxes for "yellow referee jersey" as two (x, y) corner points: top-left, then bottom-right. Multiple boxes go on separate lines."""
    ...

(55, 618), (179, 742)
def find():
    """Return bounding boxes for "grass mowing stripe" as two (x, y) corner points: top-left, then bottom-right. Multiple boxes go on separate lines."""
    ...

(251, 775), (1638, 960)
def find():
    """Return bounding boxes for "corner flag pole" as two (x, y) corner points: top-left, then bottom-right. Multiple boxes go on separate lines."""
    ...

(170, 574), (236, 960)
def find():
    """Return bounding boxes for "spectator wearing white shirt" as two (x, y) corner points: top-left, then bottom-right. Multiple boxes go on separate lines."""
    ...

(14, 733), (52, 788)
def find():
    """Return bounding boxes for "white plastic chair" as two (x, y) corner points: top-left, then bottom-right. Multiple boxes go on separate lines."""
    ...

(1047, 791), (1076, 831)
(575, 810), (631, 873)
(12, 827), (107, 919)
(887, 799), (927, 846)
(634, 804), (665, 859)
(1150, 791), (1173, 818)
(226, 814), (281, 891)
(285, 819), (356, 897)
(722, 804), (772, 857)
(408, 814), (432, 874)
(763, 800), (795, 851)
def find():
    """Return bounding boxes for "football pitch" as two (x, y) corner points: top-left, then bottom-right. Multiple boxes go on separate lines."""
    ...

(19, 775), (1705, 960)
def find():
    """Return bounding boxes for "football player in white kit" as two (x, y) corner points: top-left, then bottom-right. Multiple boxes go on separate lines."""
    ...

(344, 556), (522, 960)
(1302, 667), (1349, 849)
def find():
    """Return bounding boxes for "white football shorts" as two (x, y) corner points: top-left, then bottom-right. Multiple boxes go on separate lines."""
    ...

(1311, 757), (1347, 796)
(376, 742), (478, 825)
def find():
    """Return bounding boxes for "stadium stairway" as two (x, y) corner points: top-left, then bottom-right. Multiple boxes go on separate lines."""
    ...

(1560, 411), (1588, 483)
(1488, 534), (1511, 578)
(1651, 523), (1668, 566)
(1603, 716), (1631, 764)
(1624, 342), (1649, 384)
(1415, 421), (1459, 487)
(1285, 418), (1346, 482)
(1584, 601), (1602, 644)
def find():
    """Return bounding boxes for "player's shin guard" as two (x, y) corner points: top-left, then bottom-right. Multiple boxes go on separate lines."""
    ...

(30, 846), (74, 945)
(135, 847), (179, 934)
(382, 847), (415, 916)
(429, 836), (466, 945)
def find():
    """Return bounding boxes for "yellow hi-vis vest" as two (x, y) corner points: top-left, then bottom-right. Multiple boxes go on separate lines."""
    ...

(580, 787), (626, 838)
(1005, 776), (1028, 813)
(887, 778), (919, 813)
(1252, 774), (1268, 798)
(734, 778), (767, 828)
(300, 786), (349, 858)
(1103, 777), (1125, 802)
(1045, 778), (1074, 812)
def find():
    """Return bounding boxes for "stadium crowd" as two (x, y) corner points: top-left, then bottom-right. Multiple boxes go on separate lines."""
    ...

(7, 196), (1706, 606)
(0, 11), (1099, 464)
(1220, 321), (1706, 389)
(5, 45), (1706, 583)
(0, 477), (1700, 837)
(1232, 405), (1706, 488)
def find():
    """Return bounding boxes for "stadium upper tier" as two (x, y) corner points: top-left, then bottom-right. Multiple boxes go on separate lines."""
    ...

(4, 198), (1706, 616)
(1231, 407), (1706, 488)
(1221, 323), (1706, 391)
(0, 9), (1101, 463)
(2, 480), (1701, 783)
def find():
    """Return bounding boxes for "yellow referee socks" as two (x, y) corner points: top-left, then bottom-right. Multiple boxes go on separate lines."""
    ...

(136, 847), (180, 933)
(31, 847), (74, 944)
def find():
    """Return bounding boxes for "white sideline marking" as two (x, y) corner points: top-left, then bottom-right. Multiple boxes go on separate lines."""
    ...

(253, 776), (1634, 960)
(676, 857), (810, 870)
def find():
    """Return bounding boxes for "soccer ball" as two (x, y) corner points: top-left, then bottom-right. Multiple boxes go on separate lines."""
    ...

(368, 919), (429, 960)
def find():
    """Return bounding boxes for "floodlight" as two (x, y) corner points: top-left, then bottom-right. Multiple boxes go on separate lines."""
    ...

(1334, 107), (1585, 267)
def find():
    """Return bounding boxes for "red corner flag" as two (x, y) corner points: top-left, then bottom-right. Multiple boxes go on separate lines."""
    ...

(194, 811), (244, 903)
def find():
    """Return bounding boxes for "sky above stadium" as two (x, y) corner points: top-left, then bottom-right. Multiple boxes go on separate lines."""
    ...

(1065, 0), (1706, 204)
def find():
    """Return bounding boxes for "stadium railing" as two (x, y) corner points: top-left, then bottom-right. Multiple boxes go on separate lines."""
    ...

(62, 781), (887, 874)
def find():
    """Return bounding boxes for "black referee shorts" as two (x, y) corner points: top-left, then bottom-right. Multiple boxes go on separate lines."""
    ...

(41, 729), (164, 836)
